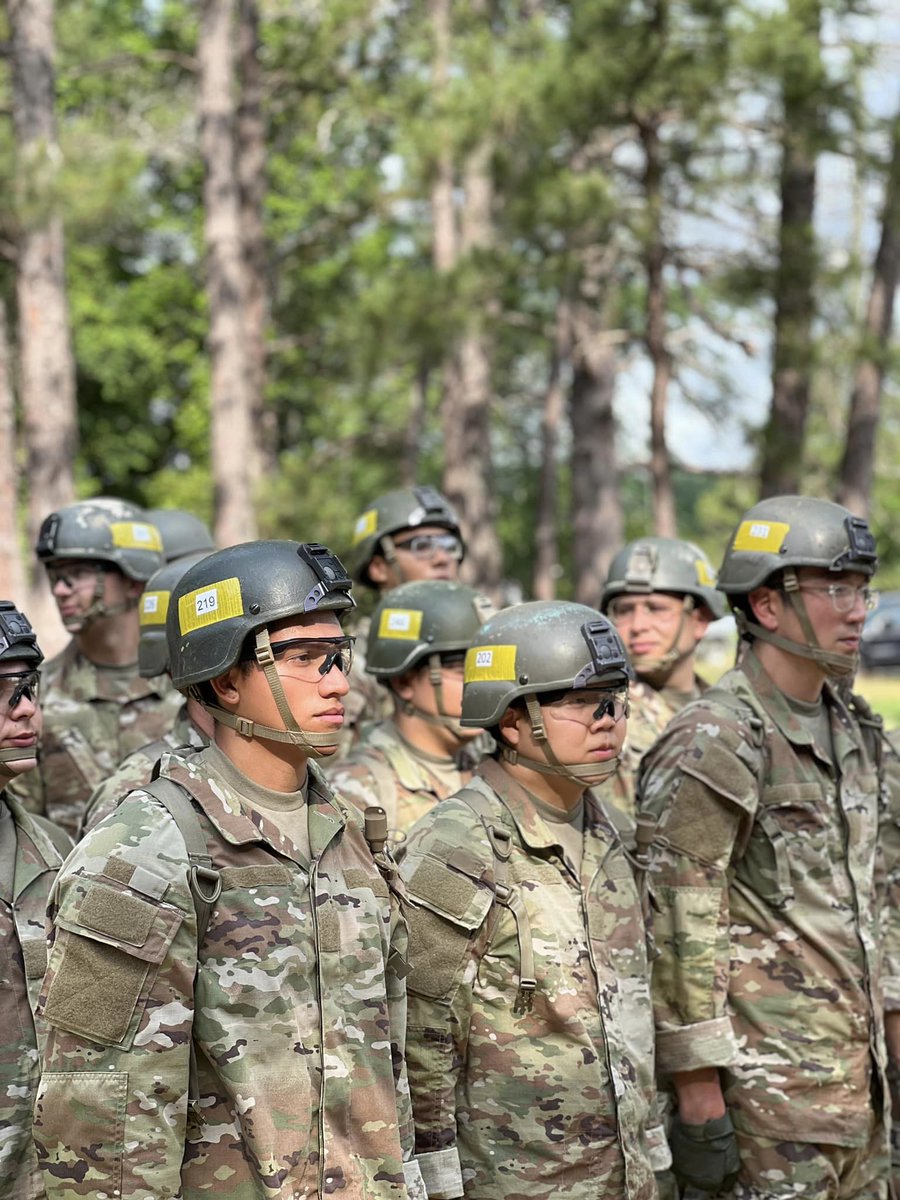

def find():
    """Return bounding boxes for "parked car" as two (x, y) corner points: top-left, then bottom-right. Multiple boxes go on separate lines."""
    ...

(860, 591), (900, 671)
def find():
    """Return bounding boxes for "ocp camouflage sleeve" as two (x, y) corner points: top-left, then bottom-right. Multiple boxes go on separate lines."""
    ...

(879, 732), (900, 1010)
(33, 795), (195, 1199)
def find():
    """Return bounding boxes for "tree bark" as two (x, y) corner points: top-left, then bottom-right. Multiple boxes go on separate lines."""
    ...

(236, 0), (274, 478)
(640, 114), (677, 537)
(837, 113), (900, 518)
(7, 0), (77, 570)
(533, 299), (569, 601)
(199, 0), (258, 546)
(759, 0), (821, 498)
(428, 0), (456, 275)
(0, 299), (27, 604)
(401, 364), (429, 486)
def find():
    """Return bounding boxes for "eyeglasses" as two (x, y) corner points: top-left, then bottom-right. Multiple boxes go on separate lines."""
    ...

(45, 563), (103, 590)
(607, 597), (683, 624)
(542, 689), (629, 726)
(795, 584), (878, 614)
(0, 670), (40, 709)
(391, 532), (463, 562)
(265, 636), (355, 682)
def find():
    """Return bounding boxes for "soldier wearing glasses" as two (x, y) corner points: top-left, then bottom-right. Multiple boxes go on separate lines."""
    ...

(638, 496), (900, 1197)
(0, 602), (72, 1200)
(399, 600), (667, 1200)
(33, 540), (426, 1200)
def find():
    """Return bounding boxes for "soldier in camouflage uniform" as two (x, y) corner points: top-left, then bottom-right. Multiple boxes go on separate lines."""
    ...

(146, 507), (215, 561)
(342, 486), (466, 747)
(400, 600), (667, 1200)
(10, 499), (181, 838)
(33, 539), (427, 1200)
(0, 602), (72, 1200)
(601, 537), (726, 820)
(327, 580), (491, 841)
(637, 496), (900, 1198)
(79, 552), (215, 836)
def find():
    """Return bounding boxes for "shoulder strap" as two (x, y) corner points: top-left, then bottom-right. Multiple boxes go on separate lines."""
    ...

(143, 774), (221, 1119)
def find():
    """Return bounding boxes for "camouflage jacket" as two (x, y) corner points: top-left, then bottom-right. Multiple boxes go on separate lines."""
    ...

(0, 793), (71, 1200)
(79, 705), (208, 836)
(637, 648), (900, 1147)
(400, 758), (666, 1200)
(33, 748), (426, 1200)
(338, 617), (393, 758)
(607, 680), (680, 822)
(10, 641), (182, 838)
(326, 720), (471, 842)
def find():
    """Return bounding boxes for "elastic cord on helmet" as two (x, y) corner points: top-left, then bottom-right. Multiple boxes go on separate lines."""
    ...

(737, 567), (859, 677)
(497, 694), (620, 786)
(203, 628), (344, 756)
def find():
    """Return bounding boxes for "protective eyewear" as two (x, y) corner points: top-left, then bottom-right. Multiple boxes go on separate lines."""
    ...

(0, 670), (40, 709)
(795, 584), (878, 615)
(542, 688), (629, 725)
(45, 562), (104, 590)
(391, 532), (463, 561)
(265, 636), (355, 682)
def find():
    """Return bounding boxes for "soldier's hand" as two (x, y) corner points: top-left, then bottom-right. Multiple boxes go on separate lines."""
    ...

(670, 1111), (740, 1193)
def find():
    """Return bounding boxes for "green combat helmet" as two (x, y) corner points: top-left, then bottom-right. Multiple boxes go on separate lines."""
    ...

(0, 600), (43, 765)
(718, 494), (878, 676)
(366, 580), (493, 729)
(462, 600), (630, 785)
(167, 540), (355, 756)
(138, 552), (213, 679)
(146, 508), (215, 563)
(349, 485), (463, 586)
(36, 499), (164, 630)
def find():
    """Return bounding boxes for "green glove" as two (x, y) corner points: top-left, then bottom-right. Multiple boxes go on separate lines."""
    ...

(670, 1111), (741, 1193)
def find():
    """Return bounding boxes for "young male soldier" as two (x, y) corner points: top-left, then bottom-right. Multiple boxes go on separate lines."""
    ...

(79, 551), (214, 835)
(0, 602), (72, 1200)
(10, 499), (181, 837)
(33, 539), (426, 1200)
(342, 485), (465, 745)
(400, 600), (667, 1200)
(638, 496), (900, 1197)
(327, 580), (491, 840)
(600, 536), (726, 819)
(146, 507), (215, 562)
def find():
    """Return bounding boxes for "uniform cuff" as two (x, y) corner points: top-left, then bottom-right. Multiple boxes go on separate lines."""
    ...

(403, 1157), (429, 1200)
(416, 1147), (464, 1199)
(656, 1016), (738, 1074)
(882, 975), (900, 1011)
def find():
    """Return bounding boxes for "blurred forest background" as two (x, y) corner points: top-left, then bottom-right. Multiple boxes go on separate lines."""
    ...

(0, 0), (898, 641)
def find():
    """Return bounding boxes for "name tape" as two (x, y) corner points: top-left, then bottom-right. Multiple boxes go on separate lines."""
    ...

(110, 522), (163, 552)
(732, 520), (790, 554)
(352, 509), (378, 546)
(464, 644), (517, 683)
(377, 608), (423, 640)
(179, 577), (244, 634)
(139, 590), (170, 626)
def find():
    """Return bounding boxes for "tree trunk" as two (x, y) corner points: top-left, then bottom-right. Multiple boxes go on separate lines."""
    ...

(759, 0), (821, 498)
(236, 0), (274, 478)
(442, 141), (503, 596)
(0, 299), (27, 604)
(428, 0), (456, 274)
(837, 113), (900, 518)
(640, 115), (677, 537)
(401, 364), (429, 486)
(533, 299), (569, 601)
(7, 0), (77, 571)
(199, 0), (258, 546)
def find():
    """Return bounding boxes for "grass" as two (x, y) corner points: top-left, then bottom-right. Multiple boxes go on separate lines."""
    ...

(855, 673), (900, 731)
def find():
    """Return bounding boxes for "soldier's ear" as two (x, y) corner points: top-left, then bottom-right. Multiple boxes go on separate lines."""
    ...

(367, 555), (391, 586)
(748, 585), (781, 631)
(209, 668), (241, 706)
(498, 705), (521, 747)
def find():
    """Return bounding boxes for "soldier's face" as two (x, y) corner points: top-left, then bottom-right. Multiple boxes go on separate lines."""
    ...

(770, 567), (869, 658)
(48, 559), (140, 630)
(368, 526), (463, 589)
(0, 658), (42, 781)
(607, 592), (710, 675)
(504, 689), (627, 780)
(397, 655), (482, 744)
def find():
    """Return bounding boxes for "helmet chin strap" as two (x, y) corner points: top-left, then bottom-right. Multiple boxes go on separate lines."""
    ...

(497, 695), (620, 786)
(398, 653), (468, 734)
(378, 534), (413, 585)
(738, 567), (859, 677)
(204, 629), (342, 757)
(631, 596), (695, 686)
(0, 746), (38, 766)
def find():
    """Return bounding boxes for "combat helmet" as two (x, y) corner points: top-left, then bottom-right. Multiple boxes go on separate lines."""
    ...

(167, 540), (355, 756)
(138, 552), (212, 679)
(0, 601), (43, 765)
(602, 537), (726, 620)
(36, 499), (164, 630)
(146, 508), (215, 563)
(719, 495), (878, 676)
(462, 601), (629, 785)
(367, 580), (493, 730)
(349, 485), (463, 587)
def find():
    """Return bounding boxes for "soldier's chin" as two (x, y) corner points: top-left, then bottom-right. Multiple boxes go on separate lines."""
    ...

(61, 613), (88, 632)
(1, 753), (38, 778)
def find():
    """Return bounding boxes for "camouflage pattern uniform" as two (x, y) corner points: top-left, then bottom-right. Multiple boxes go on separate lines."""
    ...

(341, 616), (393, 753)
(33, 748), (425, 1200)
(637, 648), (898, 1189)
(607, 680), (680, 823)
(0, 792), (71, 1200)
(9, 642), (182, 838)
(327, 719), (471, 842)
(79, 704), (207, 836)
(400, 758), (666, 1200)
